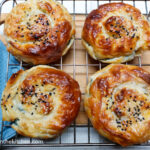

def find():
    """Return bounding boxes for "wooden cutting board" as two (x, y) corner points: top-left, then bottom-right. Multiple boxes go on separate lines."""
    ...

(1, 14), (150, 125)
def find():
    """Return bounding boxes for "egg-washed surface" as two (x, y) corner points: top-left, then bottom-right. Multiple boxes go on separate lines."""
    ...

(84, 64), (150, 146)
(82, 3), (150, 63)
(4, 0), (75, 65)
(1, 65), (81, 138)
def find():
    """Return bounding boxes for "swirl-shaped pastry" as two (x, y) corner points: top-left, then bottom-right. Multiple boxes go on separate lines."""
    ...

(1, 65), (81, 138)
(4, 0), (75, 65)
(84, 64), (150, 146)
(82, 3), (150, 63)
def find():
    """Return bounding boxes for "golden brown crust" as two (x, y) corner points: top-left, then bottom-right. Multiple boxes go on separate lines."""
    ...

(84, 64), (150, 146)
(4, 0), (75, 65)
(82, 3), (150, 63)
(1, 65), (81, 138)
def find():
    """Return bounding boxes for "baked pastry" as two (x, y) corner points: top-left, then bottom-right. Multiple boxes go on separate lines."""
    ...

(82, 3), (150, 63)
(4, 0), (75, 65)
(1, 65), (81, 138)
(84, 64), (150, 146)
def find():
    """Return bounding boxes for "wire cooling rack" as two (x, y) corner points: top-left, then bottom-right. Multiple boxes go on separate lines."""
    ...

(0, 0), (150, 148)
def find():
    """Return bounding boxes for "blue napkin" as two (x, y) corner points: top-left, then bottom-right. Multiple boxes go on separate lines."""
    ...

(0, 40), (21, 140)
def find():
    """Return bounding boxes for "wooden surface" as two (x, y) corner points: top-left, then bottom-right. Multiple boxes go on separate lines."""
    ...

(1, 14), (150, 126)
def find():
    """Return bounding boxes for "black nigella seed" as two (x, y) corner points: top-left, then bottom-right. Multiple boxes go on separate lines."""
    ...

(131, 33), (135, 38)
(7, 94), (11, 99)
(11, 106), (13, 108)
(44, 95), (48, 98)
(115, 31), (120, 34)
(46, 21), (49, 25)
(31, 112), (34, 115)
(31, 102), (35, 105)
(49, 92), (52, 96)
(38, 98), (42, 101)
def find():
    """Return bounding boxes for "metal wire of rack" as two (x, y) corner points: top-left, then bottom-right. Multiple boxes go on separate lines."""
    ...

(0, 0), (150, 148)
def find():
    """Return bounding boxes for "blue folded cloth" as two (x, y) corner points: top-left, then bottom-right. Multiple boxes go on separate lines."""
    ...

(0, 40), (21, 140)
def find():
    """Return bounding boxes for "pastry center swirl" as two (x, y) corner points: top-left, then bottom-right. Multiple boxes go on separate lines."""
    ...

(102, 83), (150, 131)
(104, 16), (138, 40)
(19, 81), (55, 116)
